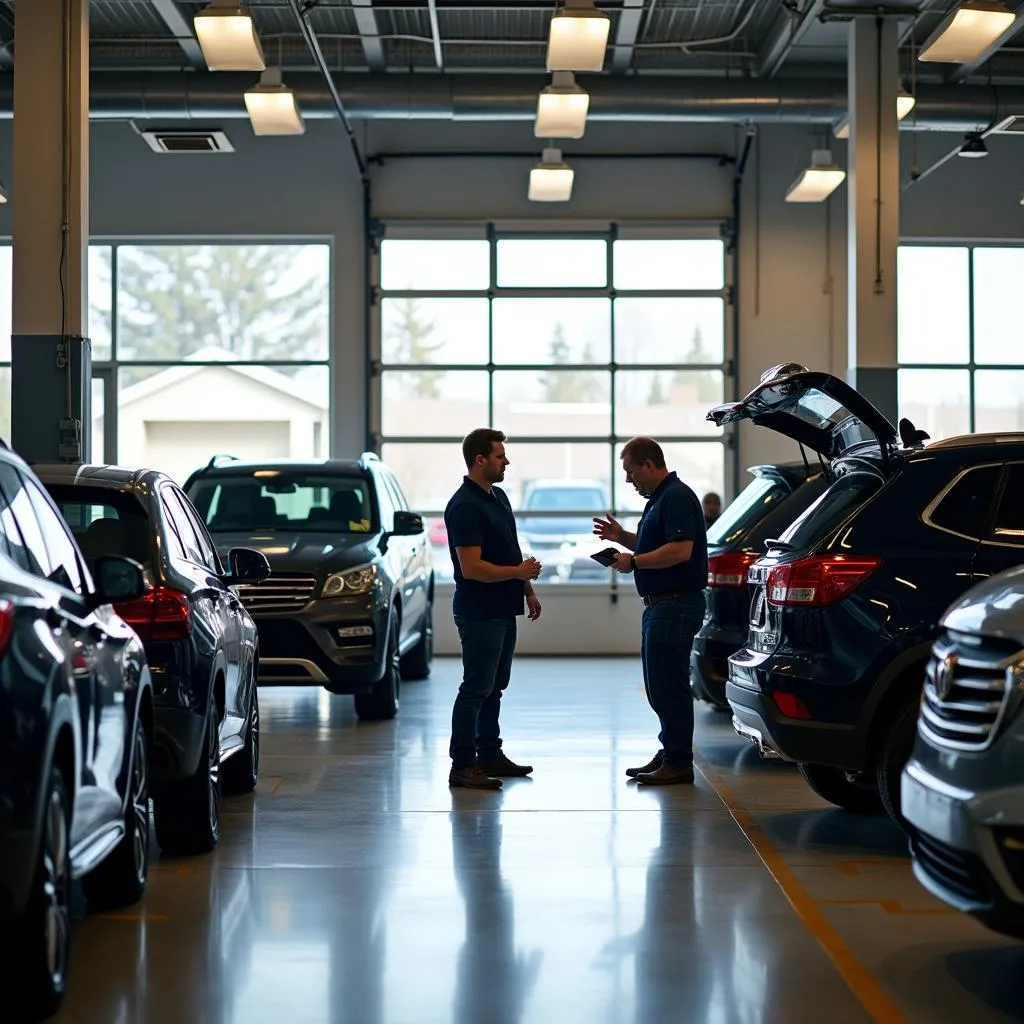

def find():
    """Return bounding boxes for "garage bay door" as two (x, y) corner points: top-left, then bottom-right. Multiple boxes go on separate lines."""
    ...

(144, 420), (290, 483)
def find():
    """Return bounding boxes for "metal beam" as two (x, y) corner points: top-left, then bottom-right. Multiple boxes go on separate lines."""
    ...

(947, 2), (1024, 83)
(427, 0), (445, 70)
(611, 0), (645, 73)
(351, 0), (387, 71)
(755, 0), (826, 78)
(149, 0), (205, 68)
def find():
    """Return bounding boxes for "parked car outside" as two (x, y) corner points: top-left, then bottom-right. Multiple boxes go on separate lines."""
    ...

(38, 464), (270, 856)
(0, 449), (152, 1020)
(184, 453), (433, 721)
(903, 563), (1024, 939)
(709, 364), (1024, 825)
(690, 463), (827, 710)
(518, 479), (610, 583)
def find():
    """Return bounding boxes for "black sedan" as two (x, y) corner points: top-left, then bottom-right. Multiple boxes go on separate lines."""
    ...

(38, 464), (270, 856)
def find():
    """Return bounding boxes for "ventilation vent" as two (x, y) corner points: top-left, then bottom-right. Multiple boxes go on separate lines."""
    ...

(140, 129), (235, 154)
(993, 116), (1024, 134)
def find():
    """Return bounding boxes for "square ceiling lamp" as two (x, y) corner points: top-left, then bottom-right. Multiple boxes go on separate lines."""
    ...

(245, 68), (305, 135)
(833, 87), (916, 138)
(918, 1), (1015, 63)
(194, 0), (266, 71)
(528, 148), (575, 202)
(546, 0), (610, 72)
(785, 149), (846, 203)
(534, 73), (590, 138)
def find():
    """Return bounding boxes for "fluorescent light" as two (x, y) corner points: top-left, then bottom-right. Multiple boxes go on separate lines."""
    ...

(245, 68), (305, 135)
(534, 72), (590, 139)
(546, 0), (610, 72)
(833, 87), (916, 138)
(918, 1), (1015, 63)
(528, 147), (575, 202)
(785, 149), (846, 203)
(194, 2), (266, 71)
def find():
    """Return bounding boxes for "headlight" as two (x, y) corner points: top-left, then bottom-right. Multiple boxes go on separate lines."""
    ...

(322, 565), (377, 597)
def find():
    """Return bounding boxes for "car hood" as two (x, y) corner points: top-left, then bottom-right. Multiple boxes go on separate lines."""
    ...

(209, 530), (380, 574)
(943, 564), (1024, 643)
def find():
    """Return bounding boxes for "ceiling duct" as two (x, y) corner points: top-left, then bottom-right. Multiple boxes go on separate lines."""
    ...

(139, 127), (235, 153)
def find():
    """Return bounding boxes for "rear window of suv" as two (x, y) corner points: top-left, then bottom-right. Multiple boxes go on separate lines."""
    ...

(775, 472), (883, 551)
(707, 475), (789, 547)
(189, 473), (375, 534)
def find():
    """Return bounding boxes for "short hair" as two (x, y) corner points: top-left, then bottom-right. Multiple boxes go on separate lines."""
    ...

(703, 491), (722, 504)
(462, 428), (506, 469)
(620, 437), (666, 469)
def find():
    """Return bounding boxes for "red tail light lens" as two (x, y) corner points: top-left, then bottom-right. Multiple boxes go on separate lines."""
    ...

(772, 691), (811, 719)
(0, 598), (14, 656)
(766, 555), (881, 608)
(115, 586), (191, 642)
(707, 552), (758, 588)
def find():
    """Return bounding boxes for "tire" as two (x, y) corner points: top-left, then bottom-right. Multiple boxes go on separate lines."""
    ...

(154, 694), (221, 855)
(875, 697), (921, 828)
(223, 685), (260, 795)
(400, 600), (433, 681)
(10, 768), (72, 1021)
(354, 611), (400, 721)
(82, 715), (150, 910)
(797, 762), (885, 814)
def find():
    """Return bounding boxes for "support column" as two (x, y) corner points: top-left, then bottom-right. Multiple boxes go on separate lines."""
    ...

(12, 0), (91, 463)
(847, 17), (900, 424)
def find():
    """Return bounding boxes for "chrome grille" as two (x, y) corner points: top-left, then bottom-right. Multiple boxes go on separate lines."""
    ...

(235, 573), (317, 615)
(920, 629), (1024, 752)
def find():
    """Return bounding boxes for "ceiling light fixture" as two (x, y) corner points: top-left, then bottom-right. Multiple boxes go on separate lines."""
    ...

(528, 147), (575, 202)
(833, 86), (916, 139)
(958, 134), (989, 157)
(918, 0), (1015, 63)
(785, 149), (846, 203)
(0, 182), (8, 204)
(546, 0), (611, 72)
(194, 0), (266, 71)
(245, 68), (305, 135)
(534, 72), (590, 139)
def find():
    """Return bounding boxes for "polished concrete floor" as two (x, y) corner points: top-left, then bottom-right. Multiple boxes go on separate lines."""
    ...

(54, 658), (1024, 1024)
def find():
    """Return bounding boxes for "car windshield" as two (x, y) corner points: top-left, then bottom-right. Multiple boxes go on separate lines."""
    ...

(188, 473), (375, 534)
(706, 475), (789, 547)
(45, 485), (153, 568)
(525, 487), (606, 511)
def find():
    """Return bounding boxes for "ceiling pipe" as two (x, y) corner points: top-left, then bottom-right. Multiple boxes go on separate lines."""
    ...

(0, 73), (1011, 131)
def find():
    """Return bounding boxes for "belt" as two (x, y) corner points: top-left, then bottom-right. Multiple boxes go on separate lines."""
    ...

(641, 590), (700, 607)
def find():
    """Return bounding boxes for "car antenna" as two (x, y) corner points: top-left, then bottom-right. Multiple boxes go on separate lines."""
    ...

(797, 442), (812, 480)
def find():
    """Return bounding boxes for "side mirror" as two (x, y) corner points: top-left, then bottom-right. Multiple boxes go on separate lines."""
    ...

(224, 547), (271, 585)
(92, 555), (146, 605)
(391, 510), (424, 537)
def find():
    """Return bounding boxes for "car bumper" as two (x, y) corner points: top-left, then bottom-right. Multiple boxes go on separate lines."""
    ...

(690, 628), (743, 709)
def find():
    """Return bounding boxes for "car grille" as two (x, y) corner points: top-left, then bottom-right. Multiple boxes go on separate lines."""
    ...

(235, 572), (317, 615)
(911, 831), (990, 905)
(920, 629), (1024, 752)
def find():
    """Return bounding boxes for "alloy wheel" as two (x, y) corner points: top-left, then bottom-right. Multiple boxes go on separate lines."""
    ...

(249, 695), (260, 785)
(208, 712), (220, 836)
(131, 728), (149, 887)
(42, 789), (70, 988)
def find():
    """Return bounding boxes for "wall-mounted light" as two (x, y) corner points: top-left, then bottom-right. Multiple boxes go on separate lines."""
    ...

(833, 86), (916, 139)
(528, 147), (575, 202)
(194, 0), (266, 71)
(534, 72), (590, 139)
(918, 0), (1015, 63)
(546, 0), (610, 72)
(785, 149), (846, 203)
(958, 134), (989, 157)
(245, 68), (305, 135)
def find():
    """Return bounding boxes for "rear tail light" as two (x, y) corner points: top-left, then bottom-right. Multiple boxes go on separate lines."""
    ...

(115, 586), (191, 642)
(0, 598), (14, 656)
(766, 555), (882, 608)
(707, 552), (758, 588)
(772, 691), (811, 719)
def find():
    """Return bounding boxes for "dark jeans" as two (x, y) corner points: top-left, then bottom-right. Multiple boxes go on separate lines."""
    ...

(450, 616), (518, 769)
(640, 595), (705, 767)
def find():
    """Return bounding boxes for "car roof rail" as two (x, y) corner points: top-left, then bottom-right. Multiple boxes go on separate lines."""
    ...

(358, 451), (381, 468)
(205, 453), (239, 470)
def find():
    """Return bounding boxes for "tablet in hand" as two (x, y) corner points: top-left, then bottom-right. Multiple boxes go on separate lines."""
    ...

(590, 547), (619, 567)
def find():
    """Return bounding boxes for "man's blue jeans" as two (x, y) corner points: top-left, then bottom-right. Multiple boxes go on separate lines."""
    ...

(640, 595), (706, 768)
(450, 616), (518, 769)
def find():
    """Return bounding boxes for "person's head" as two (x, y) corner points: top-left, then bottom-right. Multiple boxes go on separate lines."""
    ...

(702, 491), (722, 523)
(462, 428), (509, 485)
(619, 437), (669, 499)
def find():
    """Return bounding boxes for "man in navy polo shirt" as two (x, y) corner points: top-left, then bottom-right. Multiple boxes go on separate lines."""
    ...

(593, 437), (708, 785)
(445, 428), (543, 791)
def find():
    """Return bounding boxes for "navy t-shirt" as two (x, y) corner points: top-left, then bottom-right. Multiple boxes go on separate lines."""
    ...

(633, 472), (708, 598)
(445, 477), (525, 620)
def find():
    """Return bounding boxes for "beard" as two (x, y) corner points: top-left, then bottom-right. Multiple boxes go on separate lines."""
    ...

(485, 465), (505, 484)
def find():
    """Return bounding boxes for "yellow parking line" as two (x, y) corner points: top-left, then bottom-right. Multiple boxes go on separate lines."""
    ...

(694, 752), (909, 1024)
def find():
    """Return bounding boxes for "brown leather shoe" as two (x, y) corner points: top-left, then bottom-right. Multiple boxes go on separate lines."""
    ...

(625, 751), (664, 778)
(449, 766), (503, 790)
(635, 763), (695, 786)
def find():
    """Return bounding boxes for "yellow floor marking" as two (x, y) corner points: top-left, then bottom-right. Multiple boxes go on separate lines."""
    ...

(694, 752), (909, 1024)
(836, 860), (907, 877)
(819, 899), (956, 916)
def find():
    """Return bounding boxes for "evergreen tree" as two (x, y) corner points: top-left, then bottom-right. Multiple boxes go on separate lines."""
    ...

(674, 325), (721, 402)
(542, 325), (603, 402)
(647, 373), (667, 405)
(385, 296), (444, 398)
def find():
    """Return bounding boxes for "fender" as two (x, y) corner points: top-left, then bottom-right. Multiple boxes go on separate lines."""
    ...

(117, 665), (153, 813)
(30, 684), (77, 854)
(857, 635), (935, 736)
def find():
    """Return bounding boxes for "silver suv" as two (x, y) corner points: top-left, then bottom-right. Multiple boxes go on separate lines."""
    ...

(902, 563), (1024, 939)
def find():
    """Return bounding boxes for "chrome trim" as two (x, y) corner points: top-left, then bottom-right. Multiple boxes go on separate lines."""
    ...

(904, 759), (975, 802)
(260, 658), (329, 683)
(732, 716), (782, 759)
(919, 461), (1002, 544)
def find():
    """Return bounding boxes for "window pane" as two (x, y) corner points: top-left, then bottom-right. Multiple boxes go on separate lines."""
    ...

(615, 298), (724, 364)
(119, 364), (329, 484)
(492, 299), (609, 365)
(381, 298), (488, 365)
(116, 244), (329, 361)
(929, 464), (1001, 541)
(91, 377), (105, 464)
(975, 370), (1024, 433)
(381, 370), (488, 436)
(897, 247), (969, 364)
(614, 240), (725, 291)
(493, 370), (610, 437)
(616, 369), (723, 437)
(613, 441), (725, 520)
(973, 249), (1024, 366)
(496, 239), (606, 288)
(89, 245), (112, 360)
(380, 240), (489, 291)
(898, 369), (970, 440)
(989, 464), (1024, 546)
(0, 246), (10, 361)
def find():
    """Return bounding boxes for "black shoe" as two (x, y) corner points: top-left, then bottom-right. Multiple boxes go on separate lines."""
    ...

(449, 766), (503, 790)
(626, 750), (664, 778)
(635, 763), (695, 786)
(478, 752), (533, 777)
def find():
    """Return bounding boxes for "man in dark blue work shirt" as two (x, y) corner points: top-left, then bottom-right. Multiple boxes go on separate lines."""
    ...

(444, 428), (543, 791)
(593, 437), (708, 785)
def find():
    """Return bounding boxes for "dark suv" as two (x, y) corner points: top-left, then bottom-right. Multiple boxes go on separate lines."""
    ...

(185, 453), (432, 721)
(691, 463), (826, 711)
(709, 365), (1024, 824)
